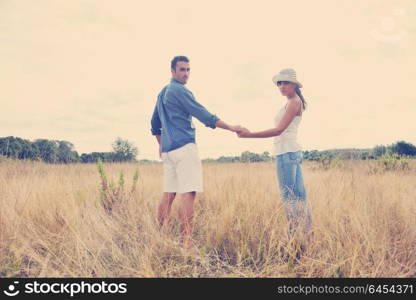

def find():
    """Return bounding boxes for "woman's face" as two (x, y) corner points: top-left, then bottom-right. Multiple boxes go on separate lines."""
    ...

(277, 81), (296, 96)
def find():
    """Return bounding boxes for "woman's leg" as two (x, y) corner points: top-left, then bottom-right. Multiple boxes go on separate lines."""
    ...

(276, 151), (312, 237)
(293, 156), (312, 236)
(276, 153), (298, 236)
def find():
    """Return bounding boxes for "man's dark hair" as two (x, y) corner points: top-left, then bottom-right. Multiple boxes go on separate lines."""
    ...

(171, 56), (189, 70)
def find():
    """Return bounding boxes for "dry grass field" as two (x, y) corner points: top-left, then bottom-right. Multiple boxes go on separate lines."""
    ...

(0, 157), (415, 277)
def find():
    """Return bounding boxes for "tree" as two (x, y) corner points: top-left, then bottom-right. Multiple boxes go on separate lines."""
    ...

(0, 136), (21, 158)
(111, 137), (138, 162)
(33, 139), (59, 163)
(80, 153), (92, 163)
(217, 155), (240, 163)
(261, 151), (271, 161)
(18, 138), (39, 160)
(57, 141), (78, 163)
(303, 150), (320, 161)
(241, 151), (262, 163)
(57, 141), (71, 163)
(391, 140), (416, 156)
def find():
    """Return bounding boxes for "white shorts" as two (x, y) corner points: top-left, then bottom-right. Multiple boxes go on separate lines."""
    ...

(161, 143), (203, 193)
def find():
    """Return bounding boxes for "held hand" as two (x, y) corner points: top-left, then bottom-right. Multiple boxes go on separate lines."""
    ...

(229, 125), (246, 133)
(237, 127), (251, 138)
(228, 125), (239, 132)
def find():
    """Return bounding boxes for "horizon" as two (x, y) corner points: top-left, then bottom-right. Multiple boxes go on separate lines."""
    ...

(1, 134), (409, 161)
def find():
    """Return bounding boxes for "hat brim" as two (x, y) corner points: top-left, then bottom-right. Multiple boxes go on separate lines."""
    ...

(272, 75), (302, 88)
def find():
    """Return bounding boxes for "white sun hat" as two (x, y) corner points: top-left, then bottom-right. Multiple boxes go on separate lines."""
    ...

(272, 68), (303, 88)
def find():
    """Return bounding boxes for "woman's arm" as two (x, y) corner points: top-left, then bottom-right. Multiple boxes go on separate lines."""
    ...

(238, 99), (301, 138)
(239, 127), (282, 138)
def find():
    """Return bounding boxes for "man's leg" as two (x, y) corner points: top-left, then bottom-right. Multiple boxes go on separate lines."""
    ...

(158, 192), (176, 229)
(174, 143), (201, 249)
(178, 191), (196, 249)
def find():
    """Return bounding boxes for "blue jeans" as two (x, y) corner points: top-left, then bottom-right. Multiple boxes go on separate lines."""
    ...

(276, 151), (312, 236)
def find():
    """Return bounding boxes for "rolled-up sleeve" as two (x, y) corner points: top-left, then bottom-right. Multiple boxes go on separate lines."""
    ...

(150, 104), (162, 135)
(176, 87), (220, 129)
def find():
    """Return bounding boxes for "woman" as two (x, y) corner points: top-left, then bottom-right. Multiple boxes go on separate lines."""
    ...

(237, 68), (312, 238)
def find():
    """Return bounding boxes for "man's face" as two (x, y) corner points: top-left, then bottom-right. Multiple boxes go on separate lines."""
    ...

(171, 61), (190, 84)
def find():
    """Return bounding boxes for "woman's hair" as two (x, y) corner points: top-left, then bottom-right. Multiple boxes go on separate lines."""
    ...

(295, 85), (307, 111)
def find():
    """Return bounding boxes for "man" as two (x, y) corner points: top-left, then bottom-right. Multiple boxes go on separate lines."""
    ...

(151, 56), (243, 250)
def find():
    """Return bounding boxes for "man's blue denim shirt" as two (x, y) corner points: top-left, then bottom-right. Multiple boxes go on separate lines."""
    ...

(151, 78), (220, 152)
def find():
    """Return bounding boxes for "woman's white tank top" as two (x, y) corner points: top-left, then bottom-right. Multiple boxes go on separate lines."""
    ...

(273, 102), (303, 156)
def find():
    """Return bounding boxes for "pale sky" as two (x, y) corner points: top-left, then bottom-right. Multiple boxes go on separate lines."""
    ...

(1, 0), (415, 160)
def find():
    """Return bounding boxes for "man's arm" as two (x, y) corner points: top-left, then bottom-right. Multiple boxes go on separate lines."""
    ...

(151, 104), (162, 136)
(155, 134), (162, 158)
(151, 103), (162, 157)
(155, 134), (161, 144)
(177, 88), (243, 132)
(215, 120), (245, 133)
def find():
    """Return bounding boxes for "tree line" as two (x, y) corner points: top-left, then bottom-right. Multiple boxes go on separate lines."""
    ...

(1, 136), (414, 164)
(203, 140), (416, 163)
(0, 136), (138, 163)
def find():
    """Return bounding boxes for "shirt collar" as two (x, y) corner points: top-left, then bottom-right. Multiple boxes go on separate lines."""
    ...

(171, 78), (184, 85)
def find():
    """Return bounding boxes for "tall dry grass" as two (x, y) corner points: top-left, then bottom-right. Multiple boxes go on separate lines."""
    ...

(0, 157), (415, 277)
